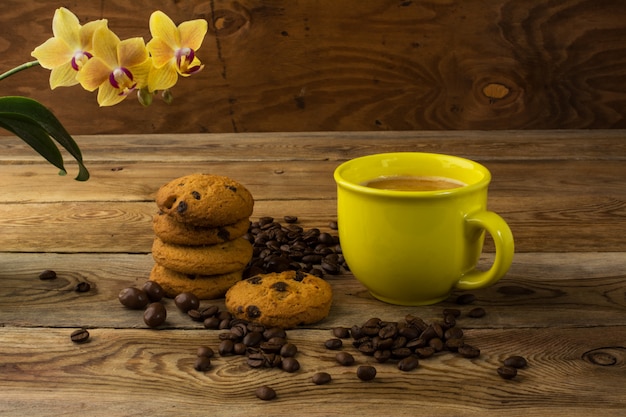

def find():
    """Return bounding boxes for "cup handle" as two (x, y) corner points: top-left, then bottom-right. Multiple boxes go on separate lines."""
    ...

(456, 211), (514, 290)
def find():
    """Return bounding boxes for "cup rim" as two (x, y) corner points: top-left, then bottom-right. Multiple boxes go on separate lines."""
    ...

(334, 152), (491, 197)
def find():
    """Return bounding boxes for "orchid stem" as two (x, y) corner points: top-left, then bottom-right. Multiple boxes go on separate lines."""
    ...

(0, 60), (41, 81)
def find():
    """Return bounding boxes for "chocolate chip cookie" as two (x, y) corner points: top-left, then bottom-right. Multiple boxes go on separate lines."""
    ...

(225, 270), (333, 329)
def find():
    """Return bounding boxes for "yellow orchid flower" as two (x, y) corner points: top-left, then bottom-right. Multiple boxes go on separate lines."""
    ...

(31, 7), (107, 89)
(76, 27), (152, 106)
(146, 11), (208, 92)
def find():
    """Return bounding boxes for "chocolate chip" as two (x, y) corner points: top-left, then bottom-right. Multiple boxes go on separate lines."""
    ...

(246, 305), (262, 319)
(226, 185), (237, 192)
(191, 191), (201, 200)
(248, 276), (263, 284)
(271, 281), (289, 292)
(177, 200), (187, 213)
(217, 227), (230, 241)
(293, 271), (306, 282)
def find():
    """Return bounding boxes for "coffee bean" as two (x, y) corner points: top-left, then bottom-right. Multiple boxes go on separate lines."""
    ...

(312, 372), (332, 385)
(118, 287), (149, 309)
(219, 340), (235, 356)
(456, 293), (476, 305)
(280, 343), (298, 357)
(356, 365), (377, 381)
(336, 351), (355, 366)
(233, 342), (248, 355)
(143, 302), (167, 327)
(442, 308), (461, 318)
(174, 292), (199, 313)
(203, 317), (220, 329)
(194, 356), (212, 372)
(324, 338), (343, 350)
(75, 282), (91, 293)
(497, 365), (518, 379)
(468, 307), (486, 318)
(255, 385), (277, 401)
(332, 327), (351, 339)
(458, 344), (481, 359)
(397, 356), (419, 372)
(374, 349), (391, 363)
(503, 355), (528, 369)
(243, 331), (264, 347)
(70, 328), (90, 344)
(284, 215), (298, 223)
(263, 327), (286, 340)
(142, 280), (164, 302)
(187, 309), (204, 321)
(39, 269), (57, 280)
(281, 357), (300, 373)
(197, 346), (214, 358)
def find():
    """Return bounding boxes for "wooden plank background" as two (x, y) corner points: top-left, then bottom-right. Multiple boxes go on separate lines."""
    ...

(2, 0), (626, 135)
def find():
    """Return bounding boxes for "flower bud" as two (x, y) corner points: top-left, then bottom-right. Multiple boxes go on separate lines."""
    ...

(161, 89), (174, 105)
(137, 87), (153, 106)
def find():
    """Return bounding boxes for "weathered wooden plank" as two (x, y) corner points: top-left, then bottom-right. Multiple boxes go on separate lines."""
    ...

(1, 252), (624, 329)
(0, 325), (624, 417)
(2, 1), (626, 134)
(2, 131), (626, 163)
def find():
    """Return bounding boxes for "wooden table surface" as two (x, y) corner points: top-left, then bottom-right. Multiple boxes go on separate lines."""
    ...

(1, 130), (625, 416)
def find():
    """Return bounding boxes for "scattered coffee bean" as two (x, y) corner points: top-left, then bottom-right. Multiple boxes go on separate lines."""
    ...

(497, 365), (518, 379)
(197, 346), (214, 358)
(468, 307), (486, 318)
(174, 292), (200, 313)
(142, 280), (164, 301)
(118, 287), (149, 309)
(70, 328), (90, 344)
(336, 351), (355, 366)
(194, 356), (212, 372)
(442, 308), (461, 318)
(328, 221), (338, 230)
(281, 357), (300, 372)
(255, 385), (277, 401)
(143, 302), (167, 327)
(332, 327), (351, 339)
(75, 282), (91, 293)
(458, 344), (481, 359)
(397, 356), (419, 372)
(324, 338), (343, 350)
(312, 372), (332, 385)
(356, 365), (377, 381)
(456, 293), (476, 305)
(283, 215), (298, 223)
(504, 355), (528, 369)
(38, 269), (57, 280)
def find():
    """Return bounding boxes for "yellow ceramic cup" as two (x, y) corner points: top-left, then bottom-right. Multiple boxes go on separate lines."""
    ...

(334, 152), (514, 305)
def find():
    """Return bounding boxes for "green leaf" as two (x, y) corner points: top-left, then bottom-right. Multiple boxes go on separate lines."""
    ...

(0, 96), (89, 181)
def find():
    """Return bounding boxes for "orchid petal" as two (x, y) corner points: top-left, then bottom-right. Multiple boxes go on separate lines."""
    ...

(118, 37), (149, 67)
(31, 37), (74, 69)
(96, 82), (126, 107)
(149, 11), (180, 49)
(79, 19), (108, 51)
(179, 19), (208, 51)
(147, 63), (178, 91)
(128, 58), (154, 90)
(76, 57), (112, 91)
(92, 27), (120, 68)
(49, 63), (80, 89)
(52, 7), (81, 45)
(146, 37), (175, 68)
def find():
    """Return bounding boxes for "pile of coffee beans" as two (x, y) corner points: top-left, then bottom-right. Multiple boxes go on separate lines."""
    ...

(243, 216), (347, 278)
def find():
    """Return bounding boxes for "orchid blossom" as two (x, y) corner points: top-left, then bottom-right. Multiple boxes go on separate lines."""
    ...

(76, 27), (152, 106)
(31, 7), (107, 89)
(146, 11), (208, 92)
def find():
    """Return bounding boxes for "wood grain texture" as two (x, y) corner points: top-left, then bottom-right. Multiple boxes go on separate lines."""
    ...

(1, 1), (626, 134)
(1, 131), (625, 416)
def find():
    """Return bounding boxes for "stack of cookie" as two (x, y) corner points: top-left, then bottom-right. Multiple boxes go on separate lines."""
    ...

(149, 174), (254, 299)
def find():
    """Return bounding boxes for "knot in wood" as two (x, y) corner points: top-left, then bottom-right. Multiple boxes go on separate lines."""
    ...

(582, 347), (625, 366)
(211, 9), (249, 36)
(482, 83), (510, 101)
